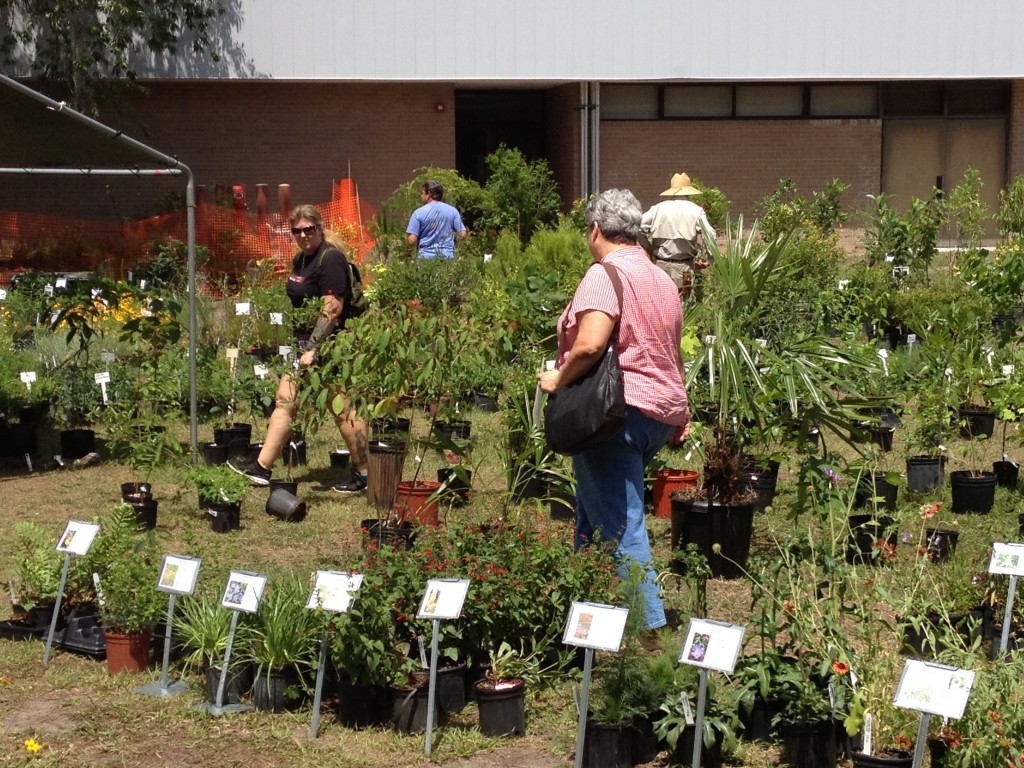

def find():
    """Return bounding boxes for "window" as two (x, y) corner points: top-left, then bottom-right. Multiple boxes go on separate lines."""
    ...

(810, 85), (878, 117)
(663, 85), (732, 118)
(735, 85), (803, 117)
(600, 84), (659, 119)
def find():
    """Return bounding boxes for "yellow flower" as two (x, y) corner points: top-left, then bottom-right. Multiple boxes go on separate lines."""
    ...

(24, 738), (42, 753)
(0, 674), (10, 684)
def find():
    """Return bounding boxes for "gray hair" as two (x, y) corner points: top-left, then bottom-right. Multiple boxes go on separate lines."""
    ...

(585, 189), (642, 244)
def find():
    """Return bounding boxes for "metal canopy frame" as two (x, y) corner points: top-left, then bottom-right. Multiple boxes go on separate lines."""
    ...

(0, 73), (199, 451)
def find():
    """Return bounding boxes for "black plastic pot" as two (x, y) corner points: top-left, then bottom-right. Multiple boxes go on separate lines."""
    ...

(780, 718), (837, 768)
(671, 722), (724, 768)
(436, 467), (471, 506)
(583, 720), (633, 768)
(850, 750), (912, 767)
(200, 442), (228, 466)
(333, 677), (391, 727)
(204, 662), (252, 705)
(740, 458), (780, 514)
(869, 424), (895, 452)
(905, 455), (944, 493)
(329, 449), (351, 470)
(60, 428), (95, 460)
(671, 497), (757, 579)
(950, 470), (997, 514)
(120, 481), (152, 503)
(129, 498), (158, 531)
(361, 518), (415, 550)
(266, 486), (306, 522)
(853, 471), (899, 513)
(959, 405), (996, 439)
(924, 528), (959, 563)
(433, 419), (472, 442)
(206, 501), (241, 533)
(901, 608), (989, 657)
(391, 684), (437, 734)
(282, 434), (306, 467)
(993, 460), (1019, 489)
(252, 665), (302, 712)
(846, 514), (896, 565)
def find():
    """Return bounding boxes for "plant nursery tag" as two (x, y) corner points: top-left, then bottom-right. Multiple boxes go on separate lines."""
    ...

(20, 371), (36, 392)
(416, 578), (470, 620)
(55, 277), (67, 289)
(1004, 365), (1016, 377)
(307, 571), (363, 613)
(91, 288), (102, 299)
(94, 371), (111, 385)
(225, 347), (239, 360)
(269, 312), (283, 325)
(54, 455), (64, 467)
(101, 351), (115, 364)
(50, 312), (59, 325)
(24, 453), (32, 471)
(837, 279), (849, 290)
(988, 543), (1024, 576)
(884, 254), (895, 262)
(235, 301), (251, 316)
(44, 283), (53, 296)
(139, 279), (147, 290)
(278, 345), (292, 358)
(220, 570), (267, 613)
(679, 617), (745, 673)
(562, 601), (629, 652)
(55, 520), (100, 556)
(156, 554), (202, 595)
(483, 253), (493, 263)
(893, 660), (974, 719)
(907, 333), (917, 347)
(0, 288), (6, 300)
(680, 692), (695, 725)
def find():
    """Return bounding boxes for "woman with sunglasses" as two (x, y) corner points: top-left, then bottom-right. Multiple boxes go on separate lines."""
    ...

(229, 204), (369, 492)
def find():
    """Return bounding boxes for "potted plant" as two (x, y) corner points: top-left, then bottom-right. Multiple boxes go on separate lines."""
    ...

(653, 666), (739, 768)
(174, 591), (252, 705)
(243, 577), (319, 712)
(91, 503), (164, 674)
(673, 219), (879, 577)
(191, 464), (251, 532)
(472, 641), (537, 737)
(3, 522), (64, 636)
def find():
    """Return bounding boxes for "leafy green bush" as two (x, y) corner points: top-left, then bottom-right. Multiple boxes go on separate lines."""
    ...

(479, 144), (561, 241)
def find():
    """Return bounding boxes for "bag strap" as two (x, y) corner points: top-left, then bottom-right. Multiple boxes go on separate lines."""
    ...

(599, 261), (625, 340)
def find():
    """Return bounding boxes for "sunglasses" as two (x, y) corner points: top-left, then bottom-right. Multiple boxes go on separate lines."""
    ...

(291, 225), (318, 236)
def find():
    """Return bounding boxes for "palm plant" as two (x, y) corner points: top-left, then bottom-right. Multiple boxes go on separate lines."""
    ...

(685, 219), (879, 502)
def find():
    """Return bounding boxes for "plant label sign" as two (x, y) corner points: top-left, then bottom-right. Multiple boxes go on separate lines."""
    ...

(220, 570), (267, 614)
(417, 578), (470, 620)
(278, 345), (292, 360)
(894, 660), (974, 719)
(55, 521), (100, 556)
(307, 571), (363, 613)
(234, 301), (251, 316)
(989, 543), (1024, 576)
(0, 288), (7, 301)
(19, 371), (36, 392)
(156, 554), (202, 595)
(562, 601), (629, 652)
(679, 618), (745, 673)
(101, 351), (116, 364)
(254, 364), (269, 379)
(269, 312), (283, 326)
(94, 371), (111, 404)
(55, 277), (67, 289)
(44, 283), (54, 296)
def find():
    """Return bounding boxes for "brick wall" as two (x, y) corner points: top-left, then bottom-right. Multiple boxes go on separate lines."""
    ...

(599, 118), (884, 219)
(1, 81), (456, 219)
(546, 84), (582, 207)
(1009, 79), (1024, 181)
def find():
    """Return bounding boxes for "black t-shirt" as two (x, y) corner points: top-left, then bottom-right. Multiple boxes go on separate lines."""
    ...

(286, 241), (350, 337)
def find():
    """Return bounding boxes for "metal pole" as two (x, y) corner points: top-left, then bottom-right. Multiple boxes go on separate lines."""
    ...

(43, 554), (71, 664)
(186, 170), (198, 453)
(425, 619), (440, 756)
(215, 611), (241, 709)
(573, 648), (595, 768)
(309, 632), (330, 740)
(160, 594), (175, 687)
(999, 575), (1017, 659)
(135, 594), (187, 697)
(692, 669), (709, 768)
(911, 714), (931, 768)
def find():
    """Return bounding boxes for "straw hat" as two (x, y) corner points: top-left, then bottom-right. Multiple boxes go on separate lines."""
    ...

(661, 172), (702, 197)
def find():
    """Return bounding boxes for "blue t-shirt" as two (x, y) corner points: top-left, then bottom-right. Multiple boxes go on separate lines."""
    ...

(406, 201), (465, 259)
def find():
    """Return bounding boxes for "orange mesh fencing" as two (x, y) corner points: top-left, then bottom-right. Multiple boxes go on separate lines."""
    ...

(0, 179), (377, 291)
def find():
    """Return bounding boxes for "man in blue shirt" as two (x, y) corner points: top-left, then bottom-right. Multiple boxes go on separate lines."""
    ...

(406, 180), (467, 259)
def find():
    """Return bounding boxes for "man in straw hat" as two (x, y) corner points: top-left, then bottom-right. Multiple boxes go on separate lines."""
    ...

(640, 172), (716, 299)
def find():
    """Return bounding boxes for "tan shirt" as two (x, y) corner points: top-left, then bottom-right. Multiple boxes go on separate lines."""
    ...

(640, 199), (716, 261)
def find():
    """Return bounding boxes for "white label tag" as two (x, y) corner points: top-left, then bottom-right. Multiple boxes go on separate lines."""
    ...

(44, 284), (54, 296)
(91, 288), (102, 299)
(1004, 365), (1016, 377)
(55, 277), (67, 289)
(0, 288), (7, 300)
(94, 371), (111, 385)
(139, 279), (147, 290)
(101, 351), (116, 364)
(235, 302), (251, 316)
(269, 312), (283, 326)
(278, 345), (292, 358)
(20, 371), (37, 384)
(681, 692), (694, 725)
(254, 364), (269, 379)
(225, 347), (239, 361)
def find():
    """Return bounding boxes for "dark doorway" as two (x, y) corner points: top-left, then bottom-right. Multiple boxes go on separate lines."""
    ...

(455, 89), (547, 183)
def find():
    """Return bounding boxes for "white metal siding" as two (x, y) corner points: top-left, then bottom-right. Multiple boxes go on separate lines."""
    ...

(137, 0), (1024, 81)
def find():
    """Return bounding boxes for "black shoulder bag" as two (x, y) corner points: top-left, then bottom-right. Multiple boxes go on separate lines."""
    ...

(543, 262), (627, 456)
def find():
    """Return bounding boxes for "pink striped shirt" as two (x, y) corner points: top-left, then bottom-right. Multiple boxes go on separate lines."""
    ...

(556, 245), (690, 426)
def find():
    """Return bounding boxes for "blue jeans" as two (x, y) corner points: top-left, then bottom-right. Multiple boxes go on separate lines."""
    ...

(573, 407), (673, 630)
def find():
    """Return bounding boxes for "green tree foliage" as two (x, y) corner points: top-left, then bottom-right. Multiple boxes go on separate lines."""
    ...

(480, 144), (561, 241)
(0, 0), (223, 111)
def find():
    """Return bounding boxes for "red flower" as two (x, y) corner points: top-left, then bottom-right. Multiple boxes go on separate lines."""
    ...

(832, 661), (849, 675)
(919, 501), (943, 519)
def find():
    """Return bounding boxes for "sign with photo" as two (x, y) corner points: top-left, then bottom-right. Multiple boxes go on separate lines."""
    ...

(989, 543), (1024, 576)
(416, 579), (470, 620)
(562, 602), (629, 652)
(220, 570), (267, 614)
(156, 554), (202, 595)
(679, 618), (745, 673)
(55, 521), (100, 556)
(894, 659), (974, 719)
(307, 571), (363, 613)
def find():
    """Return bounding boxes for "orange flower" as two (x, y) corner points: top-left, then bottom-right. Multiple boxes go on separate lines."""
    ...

(832, 661), (849, 675)
(919, 501), (943, 519)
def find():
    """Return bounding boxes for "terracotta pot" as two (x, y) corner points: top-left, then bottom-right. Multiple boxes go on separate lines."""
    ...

(651, 469), (699, 519)
(394, 480), (442, 526)
(104, 627), (151, 674)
